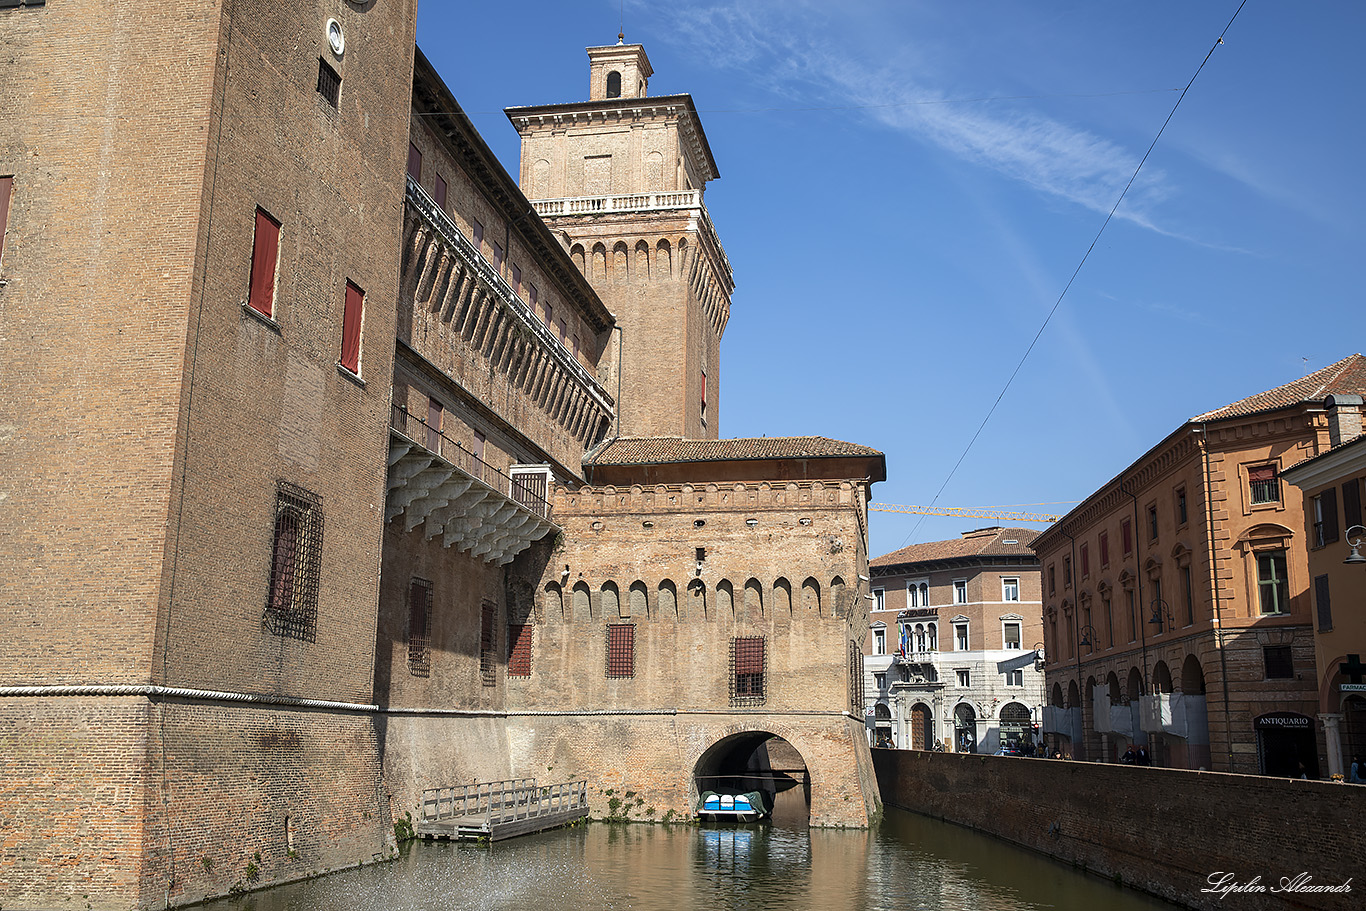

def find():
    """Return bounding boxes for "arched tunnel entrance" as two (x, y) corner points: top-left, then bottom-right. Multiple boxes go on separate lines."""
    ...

(693, 731), (810, 825)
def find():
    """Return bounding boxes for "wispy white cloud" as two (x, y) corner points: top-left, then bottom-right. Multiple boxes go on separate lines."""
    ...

(641, 1), (1188, 234)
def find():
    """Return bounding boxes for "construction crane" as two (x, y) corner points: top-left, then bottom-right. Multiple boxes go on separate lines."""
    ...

(870, 503), (1061, 524)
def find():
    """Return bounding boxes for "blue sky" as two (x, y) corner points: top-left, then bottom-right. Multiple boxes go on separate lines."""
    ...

(417, 1), (1365, 557)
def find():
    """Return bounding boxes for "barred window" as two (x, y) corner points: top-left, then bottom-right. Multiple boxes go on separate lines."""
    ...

(606, 624), (635, 678)
(508, 622), (532, 677)
(1249, 464), (1280, 505)
(407, 578), (432, 677)
(480, 600), (497, 686)
(1263, 645), (1294, 679)
(264, 482), (323, 641)
(316, 58), (341, 107)
(730, 637), (766, 706)
(849, 641), (864, 715)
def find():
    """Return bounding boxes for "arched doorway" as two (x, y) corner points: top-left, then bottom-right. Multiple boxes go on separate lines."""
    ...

(954, 703), (977, 753)
(1000, 702), (1031, 752)
(910, 702), (933, 751)
(1256, 712), (1318, 779)
(694, 731), (810, 824)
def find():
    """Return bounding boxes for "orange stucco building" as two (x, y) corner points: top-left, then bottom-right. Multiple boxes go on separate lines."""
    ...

(1034, 356), (1366, 775)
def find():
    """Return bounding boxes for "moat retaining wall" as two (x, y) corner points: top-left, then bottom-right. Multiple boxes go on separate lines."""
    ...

(872, 749), (1361, 911)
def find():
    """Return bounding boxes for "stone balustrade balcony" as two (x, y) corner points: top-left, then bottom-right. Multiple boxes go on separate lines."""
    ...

(529, 190), (733, 284)
(386, 404), (559, 565)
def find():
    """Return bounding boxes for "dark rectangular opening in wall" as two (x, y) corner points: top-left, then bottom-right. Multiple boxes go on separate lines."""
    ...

(1263, 645), (1294, 679)
(317, 58), (341, 107)
(408, 578), (433, 677)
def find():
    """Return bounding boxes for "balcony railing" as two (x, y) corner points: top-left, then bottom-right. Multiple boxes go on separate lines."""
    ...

(529, 190), (733, 283)
(391, 404), (550, 519)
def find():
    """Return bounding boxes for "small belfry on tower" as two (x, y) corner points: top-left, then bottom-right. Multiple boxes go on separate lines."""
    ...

(506, 41), (732, 440)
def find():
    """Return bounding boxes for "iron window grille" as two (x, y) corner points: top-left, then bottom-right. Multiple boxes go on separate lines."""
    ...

(316, 58), (341, 107)
(408, 578), (433, 677)
(480, 600), (497, 686)
(1249, 465), (1280, 505)
(508, 623), (533, 677)
(606, 624), (635, 678)
(264, 482), (323, 642)
(730, 636), (766, 706)
(1263, 645), (1294, 680)
(849, 641), (864, 715)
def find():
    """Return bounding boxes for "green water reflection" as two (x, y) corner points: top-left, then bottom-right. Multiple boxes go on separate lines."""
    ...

(202, 809), (1177, 911)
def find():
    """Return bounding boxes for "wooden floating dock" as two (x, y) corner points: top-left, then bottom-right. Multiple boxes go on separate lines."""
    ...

(417, 778), (589, 842)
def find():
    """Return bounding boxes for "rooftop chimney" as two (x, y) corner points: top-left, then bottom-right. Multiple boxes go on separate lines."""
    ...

(1326, 394), (1364, 448)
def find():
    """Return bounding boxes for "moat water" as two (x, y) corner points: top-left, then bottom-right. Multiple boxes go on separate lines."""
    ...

(197, 803), (1177, 911)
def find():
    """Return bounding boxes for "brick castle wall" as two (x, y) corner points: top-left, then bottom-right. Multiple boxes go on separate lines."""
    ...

(874, 749), (1362, 911)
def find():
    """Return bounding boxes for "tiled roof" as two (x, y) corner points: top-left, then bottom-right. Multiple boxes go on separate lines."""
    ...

(871, 527), (1041, 569)
(1191, 354), (1366, 422)
(587, 436), (884, 465)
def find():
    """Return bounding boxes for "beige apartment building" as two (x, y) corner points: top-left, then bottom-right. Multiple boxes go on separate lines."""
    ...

(1034, 356), (1366, 775)
(866, 528), (1045, 754)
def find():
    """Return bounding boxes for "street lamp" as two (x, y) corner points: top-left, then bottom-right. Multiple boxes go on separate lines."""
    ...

(1148, 599), (1174, 635)
(1078, 625), (1098, 653)
(1345, 525), (1366, 565)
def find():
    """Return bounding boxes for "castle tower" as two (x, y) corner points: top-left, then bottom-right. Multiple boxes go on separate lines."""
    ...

(506, 41), (733, 440)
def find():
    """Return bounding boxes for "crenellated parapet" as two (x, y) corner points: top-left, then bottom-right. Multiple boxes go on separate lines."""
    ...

(555, 479), (862, 515)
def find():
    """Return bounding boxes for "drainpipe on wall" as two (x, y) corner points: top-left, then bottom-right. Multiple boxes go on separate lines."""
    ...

(1199, 422), (1236, 771)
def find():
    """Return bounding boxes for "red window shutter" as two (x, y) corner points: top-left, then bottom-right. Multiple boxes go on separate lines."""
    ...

(434, 173), (447, 209)
(248, 208), (281, 317)
(607, 624), (634, 677)
(340, 281), (364, 373)
(735, 637), (764, 674)
(472, 220), (483, 249)
(1080, 544), (1089, 577)
(508, 623), (532, 676)
(1248, 465), (1277, 483)
(1122, 519), (1133, 554)
(0, 176), (12, 267)
(407, 143), (422, 181)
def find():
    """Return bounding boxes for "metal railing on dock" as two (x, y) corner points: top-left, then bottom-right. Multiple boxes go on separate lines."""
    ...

(418, 778), (589, 841)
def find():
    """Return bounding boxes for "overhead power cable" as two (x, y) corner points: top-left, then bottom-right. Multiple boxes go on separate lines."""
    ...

(893, 0), (1249, 550)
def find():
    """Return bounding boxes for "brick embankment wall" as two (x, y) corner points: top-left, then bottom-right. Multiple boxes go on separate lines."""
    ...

(872, 750), (1363, 911)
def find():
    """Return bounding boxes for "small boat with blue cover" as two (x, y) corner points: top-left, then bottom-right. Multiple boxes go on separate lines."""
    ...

(696, 790), (769, 823)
